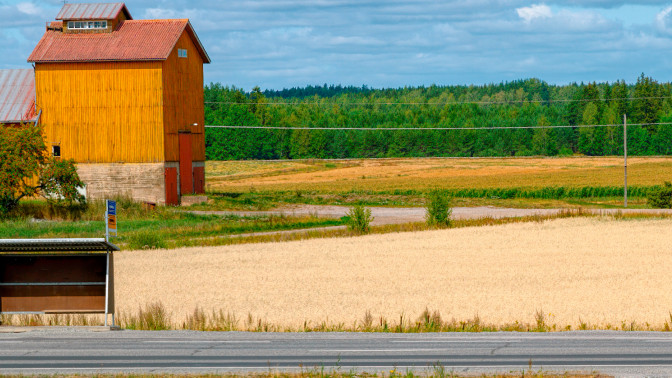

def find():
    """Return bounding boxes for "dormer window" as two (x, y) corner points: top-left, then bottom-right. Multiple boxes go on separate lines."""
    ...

(68, 20), (107, 30)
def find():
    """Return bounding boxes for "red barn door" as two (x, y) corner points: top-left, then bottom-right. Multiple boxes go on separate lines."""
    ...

(193, 166), (205, 194)
(179, 132), (193, 195)
(165, 167), (178, 206)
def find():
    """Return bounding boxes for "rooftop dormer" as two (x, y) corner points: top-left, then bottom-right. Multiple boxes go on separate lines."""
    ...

(55, 3), (132, 34)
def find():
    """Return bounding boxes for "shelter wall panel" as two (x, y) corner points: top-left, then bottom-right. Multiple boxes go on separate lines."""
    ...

(35, 62), (165, 163)
(162, 31), (205, 162)
(77, 163), (166, 204)
(0, 255), (107, 313)
(1, 256), (105, 283)
(0, 287), (105, 312)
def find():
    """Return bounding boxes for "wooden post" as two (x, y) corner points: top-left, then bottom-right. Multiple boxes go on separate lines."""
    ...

(624, 114), (628, 208)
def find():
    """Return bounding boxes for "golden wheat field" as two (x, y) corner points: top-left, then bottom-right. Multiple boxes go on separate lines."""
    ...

(114, 217), (672, 329)
(205, 157), (672, 193)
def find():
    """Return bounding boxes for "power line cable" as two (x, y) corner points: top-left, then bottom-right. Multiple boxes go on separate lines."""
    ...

(204, 96), (672, 106)
(205, 122), (672, 131)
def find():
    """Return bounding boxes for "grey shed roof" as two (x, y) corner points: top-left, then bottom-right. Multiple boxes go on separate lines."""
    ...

(56, 3), (132, 21)
(0, 69), (36, 124)
(0, 238), (119, 253)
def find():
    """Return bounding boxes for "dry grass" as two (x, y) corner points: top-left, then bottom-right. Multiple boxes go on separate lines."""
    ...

(111, 216), (672, 330)
(206, 157), (672, 193)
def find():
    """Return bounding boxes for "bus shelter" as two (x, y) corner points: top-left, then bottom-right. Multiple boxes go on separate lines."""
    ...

(0, 238), (118, 326)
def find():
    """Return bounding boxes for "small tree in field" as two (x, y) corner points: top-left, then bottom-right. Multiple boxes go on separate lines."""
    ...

(345, 204), (373, 234)
(425, 189), (452, 227)
(0, 124), (85, 215)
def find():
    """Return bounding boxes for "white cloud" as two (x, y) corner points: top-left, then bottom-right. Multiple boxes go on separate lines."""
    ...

(16, 3), (42, 16)
(555, 9), (612, 31)
(143, 8), (179, 19)
(327, 35), (382, 46)
(4, 0), (672, 89)
(517, 4), (553, 23)
(655, 6), (672, 35)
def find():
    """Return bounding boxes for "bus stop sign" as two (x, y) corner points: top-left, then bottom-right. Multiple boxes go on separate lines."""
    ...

(106, 200), (117, 237)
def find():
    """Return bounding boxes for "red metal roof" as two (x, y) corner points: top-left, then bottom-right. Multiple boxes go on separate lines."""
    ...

(56, 3), (132, 21)
(0, 69), (37, 124)
(28, 19), (211, 64)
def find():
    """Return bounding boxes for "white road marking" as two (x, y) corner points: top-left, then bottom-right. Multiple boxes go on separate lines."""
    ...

(391, 340), (521, 343)
(309, 349), (462, 352)
(143, 340), (271, 344)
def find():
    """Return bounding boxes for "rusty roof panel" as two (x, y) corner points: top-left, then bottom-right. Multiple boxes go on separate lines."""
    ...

(0, 238), (119, 252)
(28, 19), (210, 64)
(0, 69), (36, 124)
(56, 3), (131, 21)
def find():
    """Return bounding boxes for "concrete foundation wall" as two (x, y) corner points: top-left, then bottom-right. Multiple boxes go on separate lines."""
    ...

(77, 163), (166, 205)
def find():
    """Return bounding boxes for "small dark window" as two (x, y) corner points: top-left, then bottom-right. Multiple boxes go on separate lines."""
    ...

(52, 145), (61, 157)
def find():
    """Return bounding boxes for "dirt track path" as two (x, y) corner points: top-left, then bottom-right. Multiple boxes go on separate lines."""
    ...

(191, 205), (672, 227)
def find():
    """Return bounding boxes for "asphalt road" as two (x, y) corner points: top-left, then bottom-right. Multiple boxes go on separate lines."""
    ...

(2, 329), (672, 376)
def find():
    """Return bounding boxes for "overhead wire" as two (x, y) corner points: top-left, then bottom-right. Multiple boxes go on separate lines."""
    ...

(204, 95), (672, 106)
(205, 122), (672, 131)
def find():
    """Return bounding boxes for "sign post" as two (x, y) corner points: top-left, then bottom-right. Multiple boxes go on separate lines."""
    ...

(623, 114), (628, 208)
(104, 199), (117, 327)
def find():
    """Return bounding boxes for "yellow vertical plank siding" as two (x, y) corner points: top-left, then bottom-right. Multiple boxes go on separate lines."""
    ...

(35, 62), (165, 163)
(162, 30), (206, 162)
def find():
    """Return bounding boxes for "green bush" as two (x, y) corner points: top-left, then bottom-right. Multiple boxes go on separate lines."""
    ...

(647, 182), (672, 208)
(128, 230), (167, 250)
(425, 190), (452, 227)
(344, 205), (373, 234)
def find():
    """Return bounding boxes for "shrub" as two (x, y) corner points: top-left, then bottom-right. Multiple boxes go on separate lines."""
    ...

(344, 204), (373, 234)
(647, 182), (672, 209)
(425, 189), (452, 227)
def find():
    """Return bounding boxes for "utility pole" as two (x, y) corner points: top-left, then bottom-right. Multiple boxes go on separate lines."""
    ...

(623, 114), (628, 208)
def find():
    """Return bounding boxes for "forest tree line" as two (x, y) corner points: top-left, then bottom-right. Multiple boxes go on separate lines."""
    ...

(205, 74), (672, 160)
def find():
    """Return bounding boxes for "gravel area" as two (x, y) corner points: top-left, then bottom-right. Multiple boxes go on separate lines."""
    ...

(191, 205), (672, 226)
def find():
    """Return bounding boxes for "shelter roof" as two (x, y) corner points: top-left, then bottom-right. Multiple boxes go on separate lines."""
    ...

(0, 238), (119, 253)
(0, 69), (37, 124)
(56, 3), (132, 21)
(28, 19), (210, 64)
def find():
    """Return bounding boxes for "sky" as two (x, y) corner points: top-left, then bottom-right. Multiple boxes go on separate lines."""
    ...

(2, 1), (672, 91)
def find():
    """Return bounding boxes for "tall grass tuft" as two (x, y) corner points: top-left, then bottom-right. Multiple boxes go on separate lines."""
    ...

(181, 308), (239, 331)
(120, 302), (171, 330)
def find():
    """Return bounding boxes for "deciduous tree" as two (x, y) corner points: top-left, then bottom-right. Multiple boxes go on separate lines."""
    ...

(0, 124), (85, 214)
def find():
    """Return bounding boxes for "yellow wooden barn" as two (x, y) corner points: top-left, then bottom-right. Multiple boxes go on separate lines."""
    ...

(12, 2), (210, 205)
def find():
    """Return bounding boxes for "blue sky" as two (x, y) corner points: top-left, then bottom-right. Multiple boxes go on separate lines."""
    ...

(2, 1), (672, 90)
